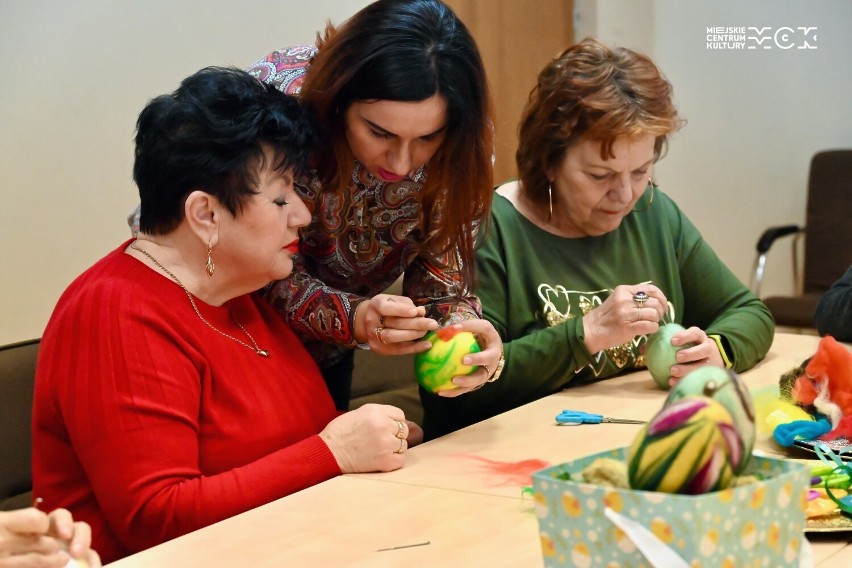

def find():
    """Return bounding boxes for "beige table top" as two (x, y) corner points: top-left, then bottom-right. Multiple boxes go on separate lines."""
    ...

(109, 475), (543, 567)
(108, 333), (852, 566)
(356, 332), (828, 496)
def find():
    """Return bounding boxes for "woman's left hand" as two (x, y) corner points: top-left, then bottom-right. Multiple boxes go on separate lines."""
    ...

(665, 326), (725, 387)
(437, 319), (503, 398)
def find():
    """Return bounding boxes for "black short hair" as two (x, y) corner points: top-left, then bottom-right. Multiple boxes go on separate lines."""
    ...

(134, 66), (318, 235)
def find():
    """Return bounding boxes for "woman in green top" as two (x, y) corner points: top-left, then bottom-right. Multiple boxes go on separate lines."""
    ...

(421, 38), (774, 439)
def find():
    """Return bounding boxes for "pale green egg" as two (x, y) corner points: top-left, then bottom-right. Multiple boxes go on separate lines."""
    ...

(645, 323), (693, 390)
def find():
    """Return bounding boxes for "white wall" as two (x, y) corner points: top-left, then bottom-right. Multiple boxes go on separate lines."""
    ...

(582, 0), (852, 299)
(656, 0), (852, 298)
(0, 0), (370, 344)
(3, 0), (851, 344)
(574, 0), (654, 56)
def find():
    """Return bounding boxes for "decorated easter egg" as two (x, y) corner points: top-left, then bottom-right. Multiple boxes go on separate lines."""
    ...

(414, 328), (481, 392)
(666, 366), (756, 474)
(645, 323), (695, 390)
(628, 396), (741, 494)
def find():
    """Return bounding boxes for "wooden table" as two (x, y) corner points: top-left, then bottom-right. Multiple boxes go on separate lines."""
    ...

(109, 333), (852, 566)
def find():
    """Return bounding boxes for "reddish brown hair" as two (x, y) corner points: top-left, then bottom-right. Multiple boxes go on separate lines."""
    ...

(516, 38), (684, 214)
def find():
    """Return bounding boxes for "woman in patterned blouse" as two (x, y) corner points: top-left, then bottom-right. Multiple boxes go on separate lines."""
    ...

(249, 0), (504, 410)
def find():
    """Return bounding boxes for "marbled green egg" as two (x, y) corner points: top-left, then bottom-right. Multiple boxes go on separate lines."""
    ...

(414, 329), (481, 392)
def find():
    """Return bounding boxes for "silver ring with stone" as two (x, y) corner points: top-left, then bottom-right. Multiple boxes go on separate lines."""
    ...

(632, 291), (649, 308)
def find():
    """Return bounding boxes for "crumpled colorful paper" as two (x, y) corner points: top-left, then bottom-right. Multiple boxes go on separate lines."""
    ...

(778, 336), (852, 440)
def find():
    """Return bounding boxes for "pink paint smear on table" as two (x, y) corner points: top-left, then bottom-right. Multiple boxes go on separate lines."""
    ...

(455, 455), (550, 487)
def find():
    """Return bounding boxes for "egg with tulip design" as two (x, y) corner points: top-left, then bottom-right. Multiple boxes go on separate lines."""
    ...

(628, 396), (740, 494)
(666, 366), (756, 474)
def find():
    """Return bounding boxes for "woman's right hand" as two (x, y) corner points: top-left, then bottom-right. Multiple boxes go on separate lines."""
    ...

(353, 294), (437, 354)
(582, 284), (668, 354)
(319, 404), (418, 474)
(0, 507), (102, 567)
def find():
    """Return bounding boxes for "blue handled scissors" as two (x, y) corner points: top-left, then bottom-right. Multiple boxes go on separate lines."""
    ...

(556, 410), (646, 425)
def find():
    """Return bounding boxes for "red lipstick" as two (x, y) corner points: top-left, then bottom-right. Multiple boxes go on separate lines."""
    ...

(284, 239), (300, 254)
(377, 168), (406, 182)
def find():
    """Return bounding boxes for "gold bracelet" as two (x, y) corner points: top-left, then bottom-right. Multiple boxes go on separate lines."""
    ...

(486, 354), (505, 382)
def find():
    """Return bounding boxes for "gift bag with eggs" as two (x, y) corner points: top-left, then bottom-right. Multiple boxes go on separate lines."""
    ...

(531, 367), (810, 567)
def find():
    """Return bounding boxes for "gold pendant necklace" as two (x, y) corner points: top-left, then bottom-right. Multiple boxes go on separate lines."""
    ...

(130, 241), (269, 357)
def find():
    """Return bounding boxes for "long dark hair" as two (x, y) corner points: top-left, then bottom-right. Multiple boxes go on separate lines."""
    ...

(301, 0), (494, 281)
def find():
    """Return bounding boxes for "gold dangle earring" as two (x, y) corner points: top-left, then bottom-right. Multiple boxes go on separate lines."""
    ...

(206, 239), (215, 278)
(548, 182), (554, 222)
(633, 178), (656, 213)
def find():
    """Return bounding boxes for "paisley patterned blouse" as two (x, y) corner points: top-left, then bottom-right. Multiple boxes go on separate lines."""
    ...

(248, 47), (481, 368)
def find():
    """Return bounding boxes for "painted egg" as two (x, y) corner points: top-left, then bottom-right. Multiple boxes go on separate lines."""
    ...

(628, 396), (740, 494)
(666, 366), (756, 474)
(645, 323), (695, 390)
(414, 329), (481, 392)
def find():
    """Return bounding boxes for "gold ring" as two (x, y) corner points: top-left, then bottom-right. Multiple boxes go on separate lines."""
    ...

(395, 419), (406, 439)
(635, 307), (642, 322)
(481, 364), (490, 376)
(393, 437), (406, 454)
(374, 327), (388, 344)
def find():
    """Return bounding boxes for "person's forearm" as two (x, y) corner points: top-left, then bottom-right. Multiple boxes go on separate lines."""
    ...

(815, 287), (852, 340)
(265, 275), (365, 346)
(84, 434), (340, 554)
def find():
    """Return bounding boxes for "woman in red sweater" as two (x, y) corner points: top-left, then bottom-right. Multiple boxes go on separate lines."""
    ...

(32, 67), (421, 564)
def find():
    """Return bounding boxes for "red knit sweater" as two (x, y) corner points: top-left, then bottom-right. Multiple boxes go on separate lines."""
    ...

(33, 240), (342, 563)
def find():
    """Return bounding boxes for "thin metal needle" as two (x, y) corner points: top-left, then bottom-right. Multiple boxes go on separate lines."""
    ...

(376, 541), (431, 552)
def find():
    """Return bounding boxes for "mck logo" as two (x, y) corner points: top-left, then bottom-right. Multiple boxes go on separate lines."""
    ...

(747, 27), (818, 49)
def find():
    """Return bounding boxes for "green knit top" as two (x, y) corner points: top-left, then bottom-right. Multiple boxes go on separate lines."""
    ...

(421, 187), (774, 438)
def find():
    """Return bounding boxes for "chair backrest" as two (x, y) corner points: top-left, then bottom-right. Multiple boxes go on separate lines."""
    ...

(804, 149), (852, 293)
(0, 338), (40, 511)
